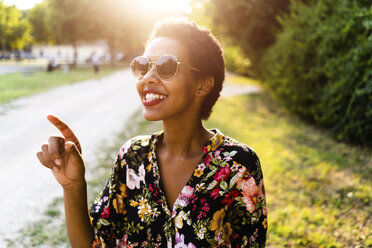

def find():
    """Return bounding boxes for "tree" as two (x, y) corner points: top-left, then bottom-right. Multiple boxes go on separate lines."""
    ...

(0, 3), (32, 54)
(26, 1), (52, 44)
(48, 0), (96, 64)
(208, 0), (290, 66)
(259, 0), (372, 145)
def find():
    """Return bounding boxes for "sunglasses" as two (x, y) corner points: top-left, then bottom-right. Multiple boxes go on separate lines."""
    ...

(131, 55), (200, 80)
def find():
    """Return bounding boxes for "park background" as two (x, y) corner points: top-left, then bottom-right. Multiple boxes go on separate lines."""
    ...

(0, 0), (371, 247)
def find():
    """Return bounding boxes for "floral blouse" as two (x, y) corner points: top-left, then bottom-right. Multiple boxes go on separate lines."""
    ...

(89, 129), (267, 248)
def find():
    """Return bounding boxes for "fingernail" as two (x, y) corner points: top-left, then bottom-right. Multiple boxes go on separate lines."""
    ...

(55, 159), (62, 166)
(52, 166), (59, 172)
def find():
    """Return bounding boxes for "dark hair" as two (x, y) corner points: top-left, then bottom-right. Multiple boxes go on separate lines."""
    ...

(148, 18), (225, 120)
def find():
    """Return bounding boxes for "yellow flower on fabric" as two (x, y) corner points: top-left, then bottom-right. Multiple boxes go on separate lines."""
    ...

(138, 201), (152, 222)
(146, 163), (152, 172)
(120, 159), (126, 167)
(196, 225), (207, 239)
(209, 134), (224, 151)
(209, 208), (226, 234)
(194, 169), (203, 177)
(119, 184), (127, 197)
(222, 222), (233, 242)
(262, 218), (267, 229)
(129, 200), (138, 207)
(175, 214), (183, 229)
(113, 194), (126, 214)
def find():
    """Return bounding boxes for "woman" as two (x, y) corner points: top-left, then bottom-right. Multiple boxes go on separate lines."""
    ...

(37, 19), (267, 247)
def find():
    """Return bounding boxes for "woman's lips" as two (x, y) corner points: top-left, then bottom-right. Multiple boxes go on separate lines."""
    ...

(142, 90), (168, 106)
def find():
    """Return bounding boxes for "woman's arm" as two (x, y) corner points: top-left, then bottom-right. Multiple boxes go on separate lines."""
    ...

(63, 181), (93, 247)
(36, 115), (93, 247)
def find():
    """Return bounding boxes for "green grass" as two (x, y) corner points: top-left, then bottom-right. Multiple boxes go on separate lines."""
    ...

(205, 91), (372, 247)
(0, 66), (124, 105)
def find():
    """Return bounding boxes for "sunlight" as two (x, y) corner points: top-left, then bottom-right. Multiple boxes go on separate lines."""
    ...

(142, 0), (192, 14)
(3, 0), (44, 9)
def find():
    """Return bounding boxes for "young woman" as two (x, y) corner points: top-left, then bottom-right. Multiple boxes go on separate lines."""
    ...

(37, 19), (267, 248)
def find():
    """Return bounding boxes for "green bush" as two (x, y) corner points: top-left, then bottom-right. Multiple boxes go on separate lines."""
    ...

(223, 46), (251, 75)
(259, 0), (372, 146)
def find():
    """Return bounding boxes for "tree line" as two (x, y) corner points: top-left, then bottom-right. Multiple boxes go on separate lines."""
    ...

(206, 0), (372, 146)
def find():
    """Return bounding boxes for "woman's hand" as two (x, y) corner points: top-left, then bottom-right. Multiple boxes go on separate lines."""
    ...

(37, 115), (85, 188)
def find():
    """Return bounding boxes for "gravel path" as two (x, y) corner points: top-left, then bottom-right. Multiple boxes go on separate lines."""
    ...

(0, 69), (260, 245)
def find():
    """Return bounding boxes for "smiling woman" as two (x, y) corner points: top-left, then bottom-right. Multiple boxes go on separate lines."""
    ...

(36, 18), (267, 248)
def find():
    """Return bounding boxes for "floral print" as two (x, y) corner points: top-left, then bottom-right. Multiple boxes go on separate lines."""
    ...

(90, 129), (267, 247)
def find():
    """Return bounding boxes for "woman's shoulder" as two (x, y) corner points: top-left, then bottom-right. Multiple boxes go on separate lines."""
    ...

(217, 132), (261, 172)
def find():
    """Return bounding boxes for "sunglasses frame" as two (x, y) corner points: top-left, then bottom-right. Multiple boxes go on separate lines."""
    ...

(131, 55), (200, 80)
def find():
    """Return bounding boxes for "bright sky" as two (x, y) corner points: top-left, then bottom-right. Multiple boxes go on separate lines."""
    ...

(2, 0), (192, 12)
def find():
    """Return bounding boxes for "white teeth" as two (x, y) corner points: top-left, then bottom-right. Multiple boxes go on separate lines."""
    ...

(145, 93), (166, 100)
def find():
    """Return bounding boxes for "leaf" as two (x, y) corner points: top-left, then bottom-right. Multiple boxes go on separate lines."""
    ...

(220, 179), (228, 191)
(229, 151), (238, 156)
(206, 169), (217, 178)
(229, 173), (239, 189)
(100, 218), (111, 226)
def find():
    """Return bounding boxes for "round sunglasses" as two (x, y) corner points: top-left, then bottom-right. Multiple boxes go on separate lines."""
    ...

(130, 55), (200, 80)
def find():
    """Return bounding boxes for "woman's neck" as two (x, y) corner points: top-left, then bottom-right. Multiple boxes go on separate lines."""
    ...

(160, 118), (213, 158)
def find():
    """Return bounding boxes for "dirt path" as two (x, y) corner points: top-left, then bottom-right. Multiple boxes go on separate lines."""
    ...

(0, 70), (260, 245)
(0, 69), (141, 244)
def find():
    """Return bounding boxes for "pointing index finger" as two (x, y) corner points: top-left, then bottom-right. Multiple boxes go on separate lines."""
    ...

(47, 115), (82, 153)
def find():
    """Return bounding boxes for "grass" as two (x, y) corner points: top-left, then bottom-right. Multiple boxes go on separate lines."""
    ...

(0, 65), (124, 105)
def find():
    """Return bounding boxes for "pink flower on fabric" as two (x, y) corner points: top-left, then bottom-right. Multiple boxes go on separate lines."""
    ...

(237, 177), (258, 197)
(180, 186), (194, 199)
(174, 186), (195, 207)
(118, 140), (132, 160)
(213, 165), (231, 182)
(100, 206), (109, 219)
(210, 187), (221, 199)
(241, 194), (256, 213)
(235, 166), (248, 185)
(204, 154), (212, 167)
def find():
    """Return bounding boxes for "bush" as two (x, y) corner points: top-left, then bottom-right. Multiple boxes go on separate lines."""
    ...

(223, 46), (251, 75)
(259, 0), (372, 146)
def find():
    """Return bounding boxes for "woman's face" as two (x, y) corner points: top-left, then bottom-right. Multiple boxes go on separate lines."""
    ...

(136, 37), (200, 122)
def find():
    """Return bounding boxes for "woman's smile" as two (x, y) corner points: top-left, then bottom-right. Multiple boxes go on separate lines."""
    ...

(142, 88), (168, 106)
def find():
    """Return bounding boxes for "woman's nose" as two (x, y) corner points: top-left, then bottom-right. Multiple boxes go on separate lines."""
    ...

(142, 63), (159, 84)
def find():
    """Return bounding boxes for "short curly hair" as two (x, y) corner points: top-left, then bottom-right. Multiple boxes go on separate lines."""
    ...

(148, 18), (225, 120)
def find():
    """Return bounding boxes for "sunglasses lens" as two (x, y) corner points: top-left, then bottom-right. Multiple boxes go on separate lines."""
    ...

(131, 56), (149, 78)
(156, 55), (178, 79)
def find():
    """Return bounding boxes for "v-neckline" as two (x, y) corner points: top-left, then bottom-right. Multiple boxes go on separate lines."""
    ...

(150, 129), (224, 215)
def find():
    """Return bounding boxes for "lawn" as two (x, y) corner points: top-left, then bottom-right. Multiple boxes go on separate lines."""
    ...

(0, 66), (124, 105)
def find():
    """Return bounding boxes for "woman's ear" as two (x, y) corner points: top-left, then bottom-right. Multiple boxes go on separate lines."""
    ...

(196, 76), (215, 96)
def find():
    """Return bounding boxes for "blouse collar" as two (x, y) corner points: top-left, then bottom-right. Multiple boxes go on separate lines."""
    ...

(150, 128), (225, 155)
